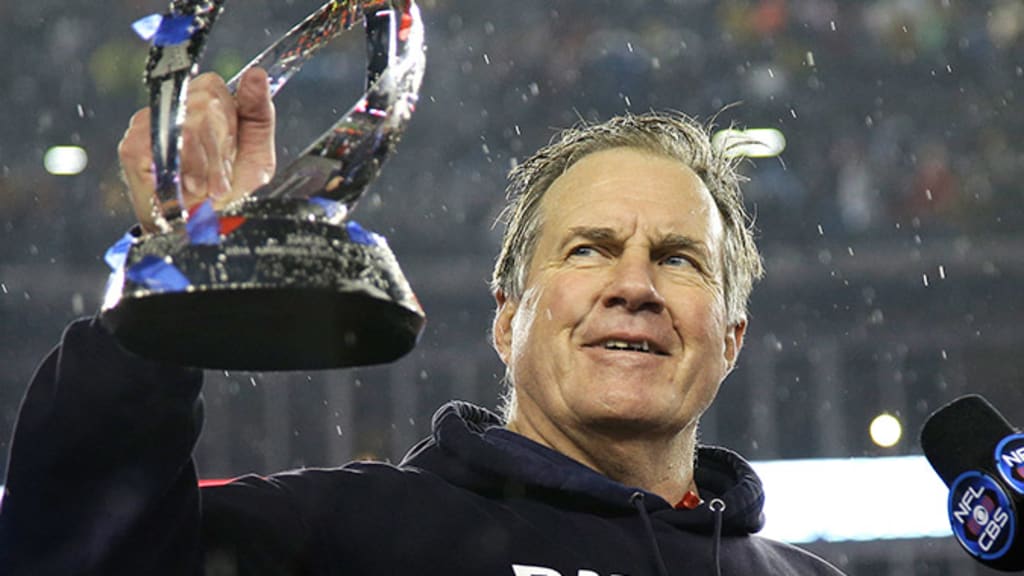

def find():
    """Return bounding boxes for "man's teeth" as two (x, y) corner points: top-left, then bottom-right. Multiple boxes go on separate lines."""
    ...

(603, 340), (651, 353)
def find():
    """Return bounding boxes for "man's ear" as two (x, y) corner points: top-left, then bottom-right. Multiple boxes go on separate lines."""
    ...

(492, 290), (517, 365)
(724, 317), (747, 373)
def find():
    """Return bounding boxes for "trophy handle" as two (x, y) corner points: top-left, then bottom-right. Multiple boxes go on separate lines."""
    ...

(142, 0), (425, 231)
(140, 1), (227, 231)
(231, 0), (425, 207)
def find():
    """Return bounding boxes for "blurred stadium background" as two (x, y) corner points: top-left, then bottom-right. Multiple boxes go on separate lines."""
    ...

(2, 1), (1023, 573)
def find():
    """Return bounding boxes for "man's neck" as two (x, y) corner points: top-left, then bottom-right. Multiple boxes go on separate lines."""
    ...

(506, 415), (699, 505)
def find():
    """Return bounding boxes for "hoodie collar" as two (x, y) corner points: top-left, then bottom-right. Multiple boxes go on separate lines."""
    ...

(401, 401), (766, 535)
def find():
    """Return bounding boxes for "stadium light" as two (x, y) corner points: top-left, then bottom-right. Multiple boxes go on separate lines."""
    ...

(44, 146), (88, 176)
(870, 413), (903, 448)
(712, 128), (786, 158)
(753, 456), (950, 543)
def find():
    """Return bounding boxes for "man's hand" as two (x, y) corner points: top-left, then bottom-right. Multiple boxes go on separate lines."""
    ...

(118, 67), (276, 233)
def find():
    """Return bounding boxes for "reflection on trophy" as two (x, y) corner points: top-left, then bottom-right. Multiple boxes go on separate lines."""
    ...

(100, 0), (427, 371)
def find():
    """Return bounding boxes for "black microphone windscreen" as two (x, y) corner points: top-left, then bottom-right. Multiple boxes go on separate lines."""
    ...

(920, 395), (1016, 487)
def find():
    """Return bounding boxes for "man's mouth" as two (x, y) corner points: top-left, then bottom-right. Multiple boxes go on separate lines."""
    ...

(598, 339), (669, 356)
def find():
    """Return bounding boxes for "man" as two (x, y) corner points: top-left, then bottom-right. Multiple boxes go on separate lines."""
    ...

(0, 68), (845, 575)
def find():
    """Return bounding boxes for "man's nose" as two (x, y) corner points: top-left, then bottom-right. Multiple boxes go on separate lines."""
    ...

(602, 252), (666, 314)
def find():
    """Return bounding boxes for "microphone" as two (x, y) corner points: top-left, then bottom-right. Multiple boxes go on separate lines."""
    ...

(920, 394), (1024, 571)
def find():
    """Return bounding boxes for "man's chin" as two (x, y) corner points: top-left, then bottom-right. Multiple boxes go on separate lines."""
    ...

(576, 408), (688, 440)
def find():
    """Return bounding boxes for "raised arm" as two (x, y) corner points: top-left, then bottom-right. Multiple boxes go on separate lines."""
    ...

(0, 69), (285, 575)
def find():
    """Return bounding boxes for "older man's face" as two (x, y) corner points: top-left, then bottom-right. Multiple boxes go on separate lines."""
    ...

(494, 147), (745, 441)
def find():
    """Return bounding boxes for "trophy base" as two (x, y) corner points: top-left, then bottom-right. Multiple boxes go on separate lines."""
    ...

(102, 286), (423, 371)
(100, 198), (426, 371)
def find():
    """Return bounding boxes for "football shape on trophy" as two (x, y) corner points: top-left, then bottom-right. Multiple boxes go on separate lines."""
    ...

(101, 0), (427, 371)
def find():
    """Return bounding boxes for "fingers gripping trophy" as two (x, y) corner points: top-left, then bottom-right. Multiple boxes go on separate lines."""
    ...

(101, 0), (428, 371)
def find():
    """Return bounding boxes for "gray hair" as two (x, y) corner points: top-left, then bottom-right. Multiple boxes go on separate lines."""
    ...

(491, 111), (764, 325)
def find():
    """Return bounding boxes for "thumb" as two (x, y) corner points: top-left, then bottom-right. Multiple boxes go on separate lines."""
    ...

(229, 67), (276, 200)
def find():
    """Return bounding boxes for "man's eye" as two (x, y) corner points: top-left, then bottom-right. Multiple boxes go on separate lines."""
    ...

(661, 254), (695, 268)
(569, 245), (598, 257)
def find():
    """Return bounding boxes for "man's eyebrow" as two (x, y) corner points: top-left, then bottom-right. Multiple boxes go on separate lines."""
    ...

(653, 234), (712, 261)
(560, 226), (621, 248)
(559, 228), (712, 260)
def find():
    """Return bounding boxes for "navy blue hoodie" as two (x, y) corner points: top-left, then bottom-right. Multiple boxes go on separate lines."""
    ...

(0, 319), (845, 575)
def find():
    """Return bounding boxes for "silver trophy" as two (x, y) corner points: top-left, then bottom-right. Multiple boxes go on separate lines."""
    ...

(100, 0), (427, 371)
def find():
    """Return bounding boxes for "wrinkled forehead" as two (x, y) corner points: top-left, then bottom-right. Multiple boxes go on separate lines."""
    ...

(535, 148), (725, 247)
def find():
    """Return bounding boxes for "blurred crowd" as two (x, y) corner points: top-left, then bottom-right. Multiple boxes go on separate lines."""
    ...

(1, 0), (1023, 261)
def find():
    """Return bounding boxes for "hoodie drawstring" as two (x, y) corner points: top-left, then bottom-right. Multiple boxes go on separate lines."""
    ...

(709, 498), (726, 576)
(629, 492), (670, 576)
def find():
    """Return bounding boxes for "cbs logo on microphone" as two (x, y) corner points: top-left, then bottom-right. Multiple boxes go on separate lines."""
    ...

(948, 471), (1015, 560)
